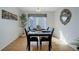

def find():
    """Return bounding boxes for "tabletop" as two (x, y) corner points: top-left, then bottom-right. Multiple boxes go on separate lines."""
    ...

(28, 31), (51, 36)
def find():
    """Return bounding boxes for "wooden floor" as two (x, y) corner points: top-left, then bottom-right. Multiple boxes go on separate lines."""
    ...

(2, 34), (75, 51)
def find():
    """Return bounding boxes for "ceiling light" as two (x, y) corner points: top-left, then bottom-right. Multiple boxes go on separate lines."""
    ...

(36, 8), (41, 12)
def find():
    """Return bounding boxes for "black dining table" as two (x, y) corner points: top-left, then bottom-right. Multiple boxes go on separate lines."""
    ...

(28, 31), (51, 36)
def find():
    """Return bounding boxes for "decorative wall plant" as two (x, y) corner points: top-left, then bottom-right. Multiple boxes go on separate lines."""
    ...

(60, 9), (72, 25)
(20, 14), (27, 28)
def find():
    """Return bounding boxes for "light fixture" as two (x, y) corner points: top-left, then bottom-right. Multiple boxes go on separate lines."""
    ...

(36, 8), (41, 12)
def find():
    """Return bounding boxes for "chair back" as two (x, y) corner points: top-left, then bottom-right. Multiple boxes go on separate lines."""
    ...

(49, 28), (54, 39)
(25, 28), (28, 36)
(29, 27), (31, 31)
(47, 27), (49, 30)
(24, 28), (29, 46)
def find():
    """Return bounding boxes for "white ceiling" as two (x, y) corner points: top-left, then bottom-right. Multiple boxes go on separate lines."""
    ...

(19, 7), (59, 13)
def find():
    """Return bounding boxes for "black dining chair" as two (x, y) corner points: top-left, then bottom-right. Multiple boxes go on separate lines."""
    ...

(47, 27), (49, 30)
(25, 29), (38, 51)
(40, 28), (54, 51)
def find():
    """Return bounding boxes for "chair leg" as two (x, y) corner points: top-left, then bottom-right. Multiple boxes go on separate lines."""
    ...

(49, 41), (51, 51)
(28, 42), (30, 51)
(26, 43), (29, 51)
(40, 41), (42, 50)
(37, 41), (38, 50)
(49, 43), (50, 51)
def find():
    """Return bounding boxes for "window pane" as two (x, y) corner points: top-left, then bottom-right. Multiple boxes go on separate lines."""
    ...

(28, 16), (47, 30)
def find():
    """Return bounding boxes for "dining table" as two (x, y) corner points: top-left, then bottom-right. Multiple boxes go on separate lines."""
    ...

(28, 30), (51, 36)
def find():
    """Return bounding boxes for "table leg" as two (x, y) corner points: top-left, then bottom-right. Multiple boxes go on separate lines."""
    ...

(38, 36), (40, 50)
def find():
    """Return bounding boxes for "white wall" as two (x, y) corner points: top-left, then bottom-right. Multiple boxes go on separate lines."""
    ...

(46, 12), (55, 28)
(54, 7), (79, 44)
(0, 7), (23, 50)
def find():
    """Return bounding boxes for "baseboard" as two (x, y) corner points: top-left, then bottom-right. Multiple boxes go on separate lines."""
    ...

(68, 44), (78, 51)
(0, 37), (18, 51)
(0, 33), (22, 51)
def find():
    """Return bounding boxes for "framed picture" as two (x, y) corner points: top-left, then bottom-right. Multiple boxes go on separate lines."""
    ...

(2, 10), (17, 20)
(8, 13), (12, 19)
(2, 10), (9, 19)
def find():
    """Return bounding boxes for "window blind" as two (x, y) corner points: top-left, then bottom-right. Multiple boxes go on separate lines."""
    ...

(28, 14), (47, 17)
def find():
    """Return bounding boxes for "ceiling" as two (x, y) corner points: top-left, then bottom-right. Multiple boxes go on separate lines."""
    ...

(19, 7), (59, 13)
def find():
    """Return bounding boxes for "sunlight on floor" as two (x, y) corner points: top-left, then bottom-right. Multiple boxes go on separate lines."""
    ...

(59, 31), (68, 45)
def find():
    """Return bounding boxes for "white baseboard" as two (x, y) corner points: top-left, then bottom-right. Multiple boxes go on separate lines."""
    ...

(0, 33), (22, 51)
(68, 44), (78, 51)
(0, 37), (18, 51)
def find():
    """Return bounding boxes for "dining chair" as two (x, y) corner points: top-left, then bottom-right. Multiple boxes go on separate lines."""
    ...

(25, 29), (38, 51)
(40, 28), (54, 51)
(29, 27), (31, 31)
(47, 27), (49, 30)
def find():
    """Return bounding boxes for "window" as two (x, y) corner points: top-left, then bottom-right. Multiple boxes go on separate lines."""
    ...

(28, 14), (47, 30)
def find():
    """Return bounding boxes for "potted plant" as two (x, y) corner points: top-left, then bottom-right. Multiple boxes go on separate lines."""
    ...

(36, 25), (41, 31)
(20, 14), (27, 28)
